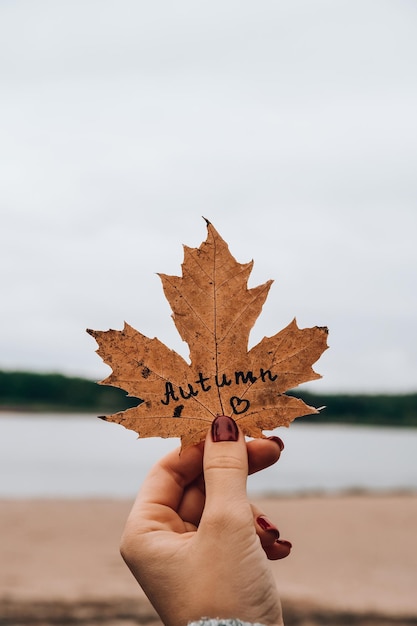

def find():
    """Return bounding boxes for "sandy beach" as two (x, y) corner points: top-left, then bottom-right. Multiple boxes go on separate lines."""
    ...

(1, 494), (416, 625)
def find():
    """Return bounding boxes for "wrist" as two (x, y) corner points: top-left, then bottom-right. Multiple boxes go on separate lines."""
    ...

(188, 619), (283, 626)
(188, 620), (267, 626)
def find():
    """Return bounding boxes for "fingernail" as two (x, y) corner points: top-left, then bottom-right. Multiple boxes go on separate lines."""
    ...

(276, 539), (292, 549)
(211, 415), (239, 442)
(256, 516), (280, 540)
(268, 436), (285, 451)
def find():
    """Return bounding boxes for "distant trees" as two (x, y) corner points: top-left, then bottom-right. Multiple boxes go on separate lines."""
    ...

(294, 390), (417, 427)
(0, 370), (138, 413)
(0, 370), (416, 426)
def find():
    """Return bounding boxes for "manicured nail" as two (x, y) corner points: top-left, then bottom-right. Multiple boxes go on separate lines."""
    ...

(276, 539), (292, 549)
(211, 415), (239, 442)
(256, 516), (280, 540)
(267, 436), (285, 451)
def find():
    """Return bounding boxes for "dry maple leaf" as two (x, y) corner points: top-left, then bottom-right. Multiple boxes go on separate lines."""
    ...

(87, 219), (328, 448)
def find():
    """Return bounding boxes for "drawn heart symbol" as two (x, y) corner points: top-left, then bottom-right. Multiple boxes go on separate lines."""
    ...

(230, 396), (250, 415)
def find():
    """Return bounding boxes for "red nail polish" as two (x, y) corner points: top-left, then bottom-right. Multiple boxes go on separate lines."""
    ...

(211, 415), (239, 442)
(267, 436), (284, 451)
(276, 539), (292, 549)
(256, 516), (280, 540)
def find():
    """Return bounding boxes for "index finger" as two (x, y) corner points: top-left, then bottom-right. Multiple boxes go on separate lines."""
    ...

(127, 442), (204, 527)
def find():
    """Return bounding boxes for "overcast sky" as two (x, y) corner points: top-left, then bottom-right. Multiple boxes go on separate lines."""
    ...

(1, 0), (416, 394)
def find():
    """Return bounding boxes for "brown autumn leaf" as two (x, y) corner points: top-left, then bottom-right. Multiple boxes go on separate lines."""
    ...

(87, 219), (328, 448)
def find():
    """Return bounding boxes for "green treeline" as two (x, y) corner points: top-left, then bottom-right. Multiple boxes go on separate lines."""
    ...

(0, 370), (139, 413)
(0, 370), (416, 427)
(294, 390), (417, 427)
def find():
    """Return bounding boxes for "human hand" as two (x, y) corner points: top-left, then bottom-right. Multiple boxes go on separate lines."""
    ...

(120, 416), (291, 626)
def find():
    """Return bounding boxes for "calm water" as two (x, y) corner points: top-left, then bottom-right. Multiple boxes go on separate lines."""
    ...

(0, 413), (416, 498)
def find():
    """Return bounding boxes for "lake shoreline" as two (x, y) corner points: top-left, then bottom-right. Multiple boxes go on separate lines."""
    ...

(2, 415), (417, 497)
(1, 495), (416, 624)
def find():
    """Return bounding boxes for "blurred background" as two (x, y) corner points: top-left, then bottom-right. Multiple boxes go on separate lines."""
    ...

(0, 0), (416, 496)
(1, 3), (417, 624)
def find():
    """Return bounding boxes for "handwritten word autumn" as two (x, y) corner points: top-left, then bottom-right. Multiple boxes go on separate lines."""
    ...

(160, 368), (278, 416)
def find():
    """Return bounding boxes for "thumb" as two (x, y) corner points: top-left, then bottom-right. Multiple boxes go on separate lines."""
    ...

(201, 415), (252, 526)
